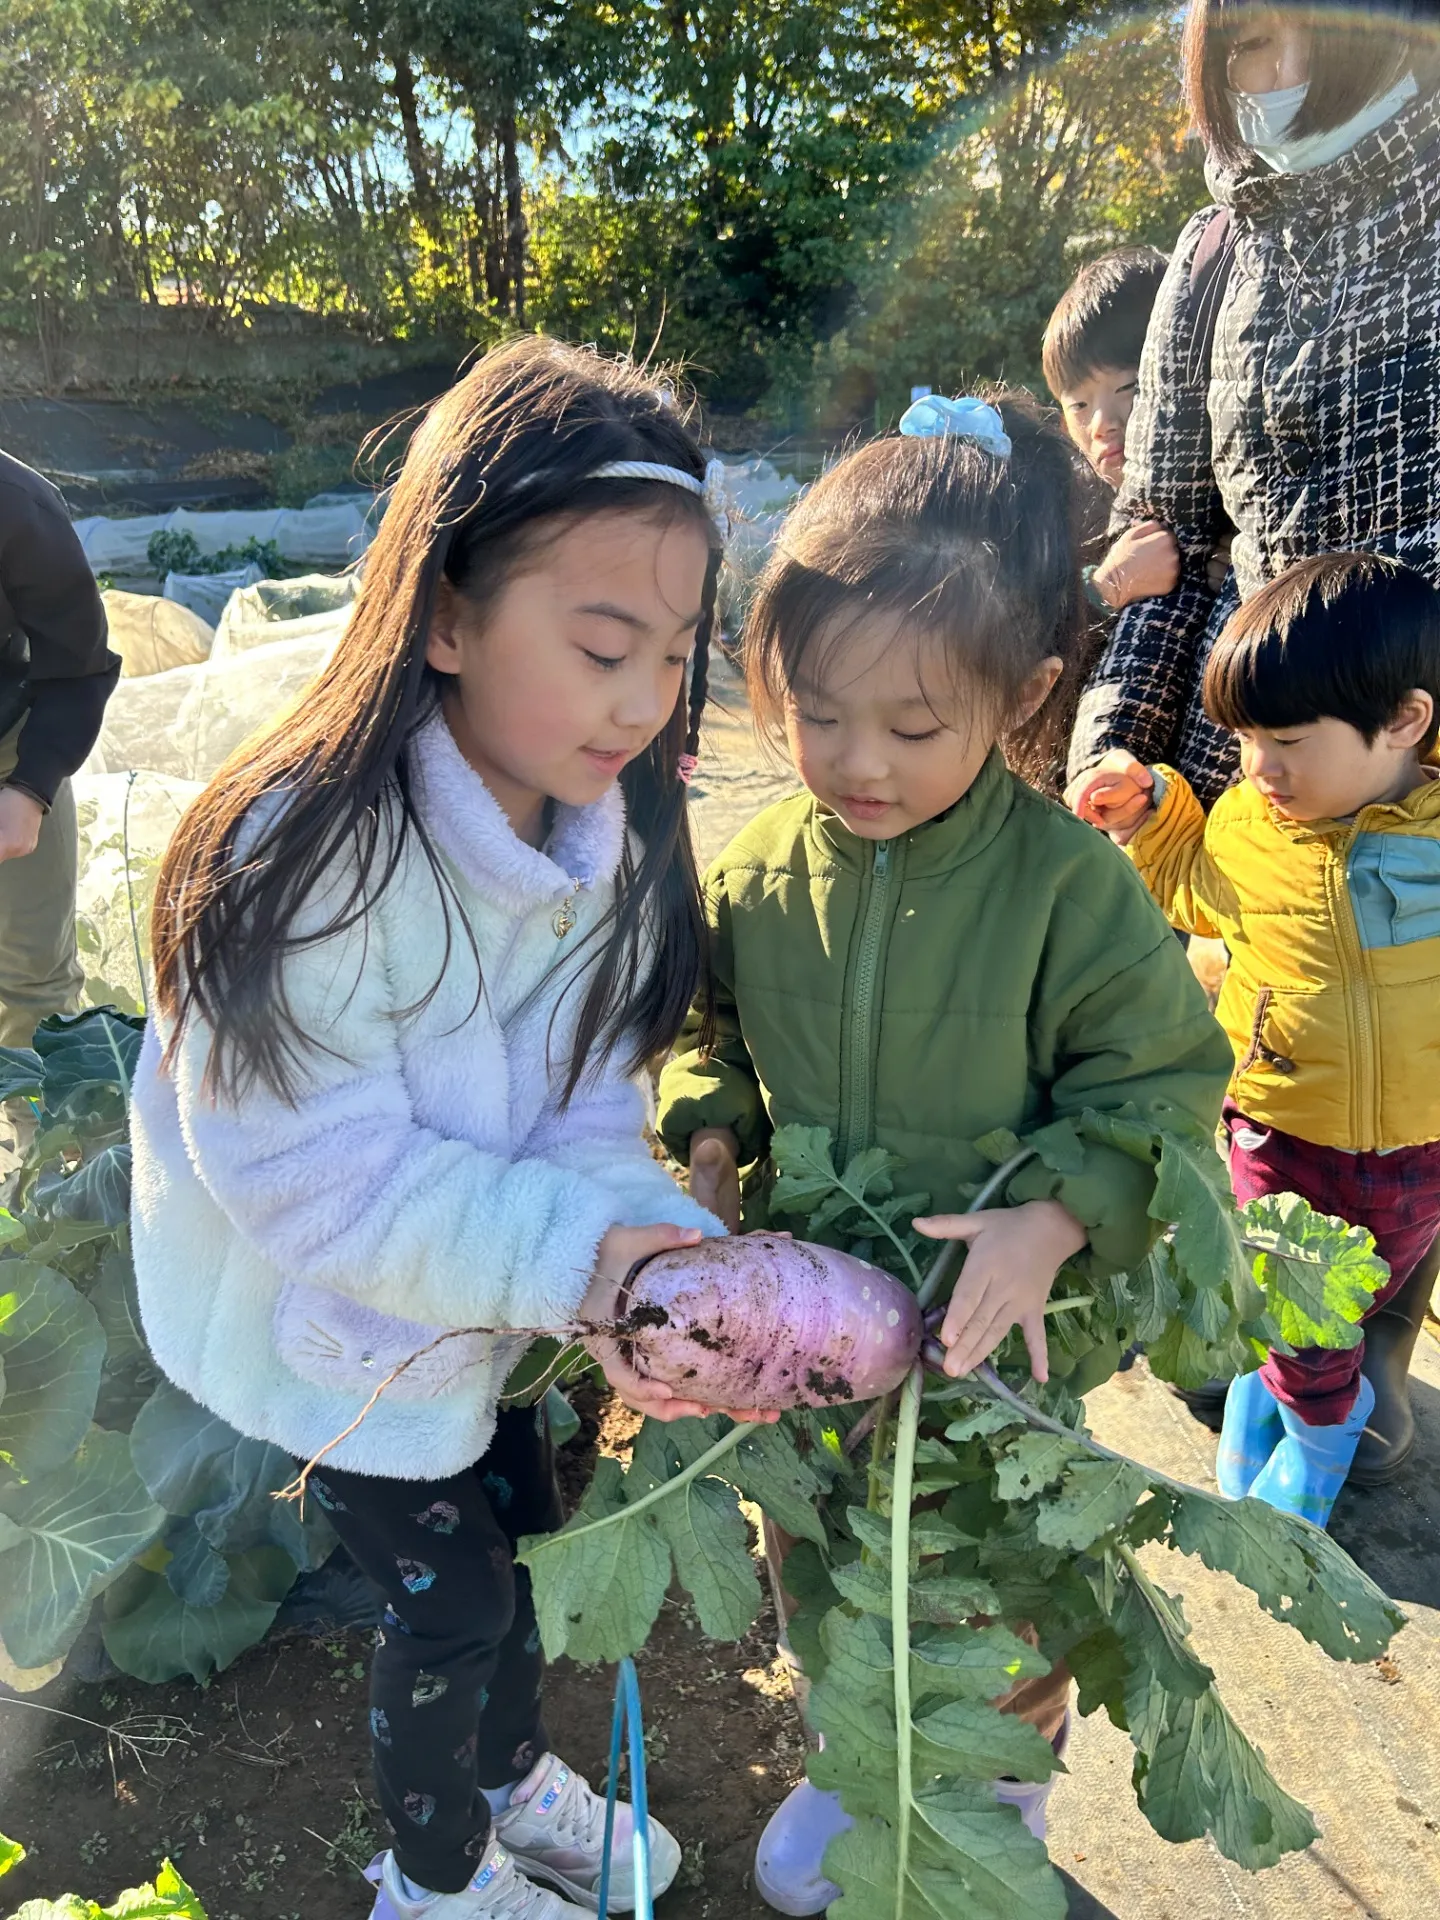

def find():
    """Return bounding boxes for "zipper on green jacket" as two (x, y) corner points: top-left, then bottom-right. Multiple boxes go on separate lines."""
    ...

(838, 838), (894, 1169)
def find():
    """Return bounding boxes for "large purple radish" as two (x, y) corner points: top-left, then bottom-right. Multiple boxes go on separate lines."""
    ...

(606, 1233), (923, 1411)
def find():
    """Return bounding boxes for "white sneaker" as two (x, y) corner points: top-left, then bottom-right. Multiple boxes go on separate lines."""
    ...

(494, 1752), (683, 1912)
(369, 1838), (592, 1918)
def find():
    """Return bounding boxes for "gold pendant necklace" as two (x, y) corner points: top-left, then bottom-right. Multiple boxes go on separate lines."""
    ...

(552, 881), (582, 939)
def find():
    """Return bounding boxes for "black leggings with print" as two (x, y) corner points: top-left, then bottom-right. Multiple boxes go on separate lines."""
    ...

(310, 1406), (564, 1893)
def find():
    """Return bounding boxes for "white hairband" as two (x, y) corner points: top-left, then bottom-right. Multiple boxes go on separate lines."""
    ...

(590, 457), (731, 537)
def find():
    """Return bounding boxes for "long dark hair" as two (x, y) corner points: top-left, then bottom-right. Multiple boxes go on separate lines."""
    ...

(1184, 2), (1434, 168)
(744, 389), (1087, 792)
(154, 337), (719, 1105)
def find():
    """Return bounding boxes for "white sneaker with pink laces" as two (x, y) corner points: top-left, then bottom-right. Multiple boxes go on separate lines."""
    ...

(494, 1752), (682, 1912)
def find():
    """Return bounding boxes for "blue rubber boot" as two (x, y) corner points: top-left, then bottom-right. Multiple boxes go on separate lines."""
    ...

(1215, 1369), (1284, 1499)
(1247, 1375), (1376, 1529)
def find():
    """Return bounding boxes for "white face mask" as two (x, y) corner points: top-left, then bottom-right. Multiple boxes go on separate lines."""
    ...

(1229, 71), (1419, 173)
(1232, 80), (1310, 154)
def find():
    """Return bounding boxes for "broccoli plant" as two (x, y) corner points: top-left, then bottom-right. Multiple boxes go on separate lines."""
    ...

(517, 1115), (1402, 1917)
(0, 1010), (333, 1687)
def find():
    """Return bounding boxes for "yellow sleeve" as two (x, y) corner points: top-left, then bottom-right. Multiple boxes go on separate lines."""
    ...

(1126, 766), (1227, 940)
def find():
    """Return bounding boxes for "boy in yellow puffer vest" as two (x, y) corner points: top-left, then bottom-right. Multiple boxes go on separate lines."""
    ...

(1082, 552), (1440, 1527)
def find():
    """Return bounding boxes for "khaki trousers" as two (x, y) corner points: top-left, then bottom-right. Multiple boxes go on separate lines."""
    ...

(0, 726), (83, 1049)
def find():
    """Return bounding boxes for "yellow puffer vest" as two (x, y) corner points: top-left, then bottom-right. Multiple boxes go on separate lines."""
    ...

(1129, 768), (1440, 1151)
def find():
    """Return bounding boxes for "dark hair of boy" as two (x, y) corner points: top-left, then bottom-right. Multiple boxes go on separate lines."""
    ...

(1183, 1), (1440, 168)
(1204, 551), (1440, 754)
(744, 388), (1087, 793)
(1041, 249), (1169, 399)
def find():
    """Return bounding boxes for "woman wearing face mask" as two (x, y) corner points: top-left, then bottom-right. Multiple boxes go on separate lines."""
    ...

(1066, 0), (1440, 1472)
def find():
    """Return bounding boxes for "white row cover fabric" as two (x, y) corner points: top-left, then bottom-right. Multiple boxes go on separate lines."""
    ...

(84, 628), (338, 784)
(164, 563), (263, 625)
(74, 502), (374, 574)
(211, 572), (360, 658)
(101, 591), (214, 677)
(73, 770), (205, 1012)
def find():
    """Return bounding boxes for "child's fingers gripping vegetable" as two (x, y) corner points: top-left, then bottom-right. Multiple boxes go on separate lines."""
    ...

(1065, 747), (1156, 845)
(689, 1126), (742, 1234)
(913, 1199), (1089, 1381)
(582, 1223), (781, 1425)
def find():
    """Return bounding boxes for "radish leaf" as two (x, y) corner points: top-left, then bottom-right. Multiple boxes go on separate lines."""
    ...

(1242, 1193), (1389, 1349)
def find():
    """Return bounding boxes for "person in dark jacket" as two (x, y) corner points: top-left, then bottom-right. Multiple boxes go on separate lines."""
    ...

(0, 450), (119, 1046)
(1069, 1), (1440, 809)
(1067, 0), (1440, 1480)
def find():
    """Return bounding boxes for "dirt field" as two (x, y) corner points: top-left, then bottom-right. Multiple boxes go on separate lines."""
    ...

(0, 1384), (813, 1918)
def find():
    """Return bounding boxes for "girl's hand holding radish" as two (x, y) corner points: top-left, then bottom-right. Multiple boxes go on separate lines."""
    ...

(914, 1198), (1089, 1381)
(581, 1221), (781, 1424)
(689, 1125), (742, 1233)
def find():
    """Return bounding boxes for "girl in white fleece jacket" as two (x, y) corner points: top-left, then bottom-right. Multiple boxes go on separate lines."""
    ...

(131, 339), (766, 1920)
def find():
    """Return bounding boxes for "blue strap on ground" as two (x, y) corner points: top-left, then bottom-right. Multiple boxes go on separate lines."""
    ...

(596, 1656), (652, 1920)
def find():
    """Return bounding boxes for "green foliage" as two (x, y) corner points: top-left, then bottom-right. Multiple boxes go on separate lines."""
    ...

(1243, 1193), (1392, 1351)
(0, 1830), (207, 1918)
(520, 1412), (842, 1662)
(520, 1121), (1404, 1908)
(0, 1010), (331, 1684)
(145, 532), (284, 580)
(0, 2), (1191, 420)
(821, 13), (1208, 415)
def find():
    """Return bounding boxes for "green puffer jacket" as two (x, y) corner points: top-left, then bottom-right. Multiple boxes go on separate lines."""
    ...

(657, 752), (1232, 1275)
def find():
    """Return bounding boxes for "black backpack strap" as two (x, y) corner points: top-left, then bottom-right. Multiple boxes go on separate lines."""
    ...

(1184, 206), (1236, 385)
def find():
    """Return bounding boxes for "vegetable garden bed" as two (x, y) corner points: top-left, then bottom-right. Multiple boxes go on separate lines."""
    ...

(4, 1354), (1437, 1917)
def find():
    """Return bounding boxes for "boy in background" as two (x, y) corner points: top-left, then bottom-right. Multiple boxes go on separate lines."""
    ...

(1042, 247), (1198, 613)
(1083, 553), (1440, 1506)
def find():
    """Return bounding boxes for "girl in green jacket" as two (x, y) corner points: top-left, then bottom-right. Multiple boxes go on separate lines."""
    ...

(655, 391), (1232, 1915)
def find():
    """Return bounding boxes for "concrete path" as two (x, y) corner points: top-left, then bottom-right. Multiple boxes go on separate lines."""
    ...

(1047, 1344), (1440, 1920)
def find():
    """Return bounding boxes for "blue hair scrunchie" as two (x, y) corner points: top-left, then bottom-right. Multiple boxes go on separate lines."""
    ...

(897, 394), (1012, 459)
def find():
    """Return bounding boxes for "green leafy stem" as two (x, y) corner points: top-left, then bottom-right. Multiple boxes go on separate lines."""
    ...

(883, 1147), (1036, 1914)
(516, 1418), (760, 1578)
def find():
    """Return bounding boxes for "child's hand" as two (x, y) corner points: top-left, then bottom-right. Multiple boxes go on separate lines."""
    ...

(1066, 748), (1156, 845)
(689, 1127), (741, 1234)
(1091, 520), (1181, 610)
(913, 1200), (1089, 1381)
(582, 1222), (780, 1425)
(1207, 532), (1234, 595)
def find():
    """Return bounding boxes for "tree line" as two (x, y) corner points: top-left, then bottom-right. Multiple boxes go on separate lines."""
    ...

(1, 1), (1208, 419)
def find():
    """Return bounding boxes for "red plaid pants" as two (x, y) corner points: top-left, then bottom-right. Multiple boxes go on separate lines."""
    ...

(1225, 1104), (1440, 1424)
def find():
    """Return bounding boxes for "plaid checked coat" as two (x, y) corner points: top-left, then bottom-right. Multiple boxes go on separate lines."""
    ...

(1068, 84), (1440, 807)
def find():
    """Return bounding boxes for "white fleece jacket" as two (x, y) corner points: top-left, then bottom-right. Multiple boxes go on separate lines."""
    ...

(130, 711), (720, 1478)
